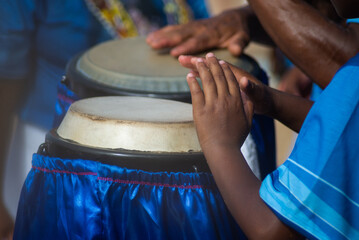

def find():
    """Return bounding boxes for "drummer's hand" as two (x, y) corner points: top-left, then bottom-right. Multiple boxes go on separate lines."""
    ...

(181, 55), (273, 116)
(0, 201), (14, 240)
(186, 53), (253, 151)
(146, 9), (250, 57)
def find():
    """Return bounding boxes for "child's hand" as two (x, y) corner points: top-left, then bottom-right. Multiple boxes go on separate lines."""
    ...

(180, 55), (274, 117)
(186, 53), (253, 152)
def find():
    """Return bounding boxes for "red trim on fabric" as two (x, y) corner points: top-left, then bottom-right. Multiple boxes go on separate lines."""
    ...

(32, 166), (209, 189)
(32, 166), (97, 176)
(57, 93), (75, 104)
(98, 177), (205, 189)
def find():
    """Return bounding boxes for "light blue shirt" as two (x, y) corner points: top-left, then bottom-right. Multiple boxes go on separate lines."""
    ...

(260, 53), (359, 239)
(347, 18), (359, 24)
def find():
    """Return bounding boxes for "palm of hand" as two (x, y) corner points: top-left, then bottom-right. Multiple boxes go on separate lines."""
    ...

(186, 53), (253, 152)
(194, 93), (252, 151)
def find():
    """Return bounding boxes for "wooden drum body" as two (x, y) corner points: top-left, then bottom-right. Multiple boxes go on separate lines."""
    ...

(16, 96), (250, 239)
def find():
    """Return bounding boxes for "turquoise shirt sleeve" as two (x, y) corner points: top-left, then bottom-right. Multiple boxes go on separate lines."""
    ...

(347, 18), (359, 24)
(260, 53), (359, 240)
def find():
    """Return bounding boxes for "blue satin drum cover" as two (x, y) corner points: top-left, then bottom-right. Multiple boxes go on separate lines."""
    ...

(14, 96), (251, 239)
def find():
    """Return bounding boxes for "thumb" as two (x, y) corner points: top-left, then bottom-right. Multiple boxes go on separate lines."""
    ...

(239, 76), (256, 99)
(239, 77), (254, 124)
(226, 32), (250, 56)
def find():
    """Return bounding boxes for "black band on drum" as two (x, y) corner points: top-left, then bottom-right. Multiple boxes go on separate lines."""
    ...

(41, 130), (210, 173)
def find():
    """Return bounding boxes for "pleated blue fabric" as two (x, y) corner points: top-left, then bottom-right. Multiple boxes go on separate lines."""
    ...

(14, 154), (246, 239)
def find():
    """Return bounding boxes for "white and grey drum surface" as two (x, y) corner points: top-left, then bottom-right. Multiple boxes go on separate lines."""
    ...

(66, 37), (261, 101)
(57, 96), (200, 153)
(56, 96), (260, 177)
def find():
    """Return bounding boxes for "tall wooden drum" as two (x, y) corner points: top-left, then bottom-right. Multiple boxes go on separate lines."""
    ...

(15, 96), (257, 239)
(54, 36), (276, 184)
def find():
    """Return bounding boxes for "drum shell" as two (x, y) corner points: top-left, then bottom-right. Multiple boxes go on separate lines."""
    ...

(15, 151), (247, 239)
(41, 130), (210, 173)
(18, 130), (246, 238)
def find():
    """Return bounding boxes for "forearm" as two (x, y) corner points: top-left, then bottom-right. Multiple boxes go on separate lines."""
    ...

(203, 146), (300, 239)
(236, 6), (276, 46)
(248, 0), (359, 88)
(267, 87), (313, 133)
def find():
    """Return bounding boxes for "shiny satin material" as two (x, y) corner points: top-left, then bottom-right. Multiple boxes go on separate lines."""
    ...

(14, 154), (247, 239)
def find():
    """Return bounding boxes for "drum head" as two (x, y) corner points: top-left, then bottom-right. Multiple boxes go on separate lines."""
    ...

(67, 37), (261, 100)
(57, 96), (201, 153)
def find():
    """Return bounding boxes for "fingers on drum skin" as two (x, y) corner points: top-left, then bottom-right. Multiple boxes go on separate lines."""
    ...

(171, 34), (212, 57)
(147, 25), (187, 49)
(205, 53), (230, 97)
(178, 55), (196, 69)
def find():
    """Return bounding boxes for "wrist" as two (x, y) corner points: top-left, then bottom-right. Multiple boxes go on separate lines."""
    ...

(220, 6), (252, 32)
(263, 86), (277, 117)
(202, 142), (242, 165)
(200, 138), (244, 156)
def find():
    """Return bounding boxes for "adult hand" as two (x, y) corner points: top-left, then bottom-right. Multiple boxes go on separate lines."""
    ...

(186, 53), (253, 152)
(147, 8), (251, 57)
(0, 201), (14, 240)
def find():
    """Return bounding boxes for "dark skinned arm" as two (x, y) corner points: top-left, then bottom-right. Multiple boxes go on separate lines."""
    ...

(247, 0), (359, 88)
(186, 53), (304, 239)
(179, 55), (313, 132)
(239, 76), (314, 133)
(148, 1), (359, 88)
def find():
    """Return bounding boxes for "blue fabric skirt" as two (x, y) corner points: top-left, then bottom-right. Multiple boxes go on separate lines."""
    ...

(14, 154), (246, 239)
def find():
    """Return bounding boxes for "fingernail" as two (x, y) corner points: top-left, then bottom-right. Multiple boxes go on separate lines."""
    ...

(219, 60), (226, 65)
(206, 52), (215, 58)
(197, 58), (204, 62)
(187, 72), (195, 78)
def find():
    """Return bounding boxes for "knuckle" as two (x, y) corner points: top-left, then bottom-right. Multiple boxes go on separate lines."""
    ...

(191, 87), (202, 95)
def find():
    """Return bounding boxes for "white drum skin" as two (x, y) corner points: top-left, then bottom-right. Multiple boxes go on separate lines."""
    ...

(57, 96), (260, 178)
(75, 37), (257, 94)
(57, 96), (201, 153)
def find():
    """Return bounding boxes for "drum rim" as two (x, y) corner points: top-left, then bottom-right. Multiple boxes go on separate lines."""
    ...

(41, 130), (210, 173)
(66, 50), (261, 100)
(66, 54), (193, 101)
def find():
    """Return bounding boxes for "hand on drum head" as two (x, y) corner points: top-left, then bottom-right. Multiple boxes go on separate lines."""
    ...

(180, 54), (274, 116)
(0, 201), (14, 240)
(146, 9), (250, 57)
(186, 52), (254, 151)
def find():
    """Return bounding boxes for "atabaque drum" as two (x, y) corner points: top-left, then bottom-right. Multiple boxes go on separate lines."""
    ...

(54, 36), (262, 124)
(15, 96), (258, 239)
(64, 36), (261, 101)
(54, 37), (276, 180)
